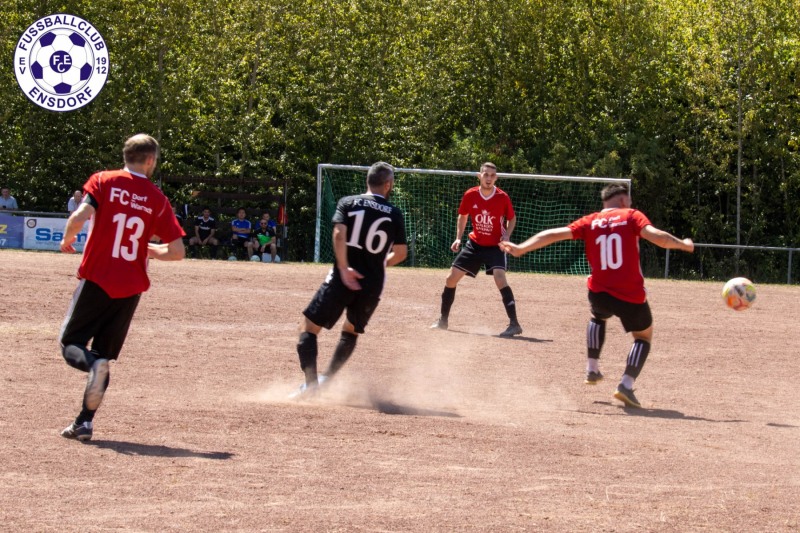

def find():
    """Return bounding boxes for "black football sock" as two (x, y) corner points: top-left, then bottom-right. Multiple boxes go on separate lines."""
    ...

(297, 332), (318, 385)
(586, 318), (606, 359)
(624, 340), (651, 379)
(76, 407), (96, 425)
(326, 332), (358, 377)
(500, 286), (518, 324)
(440, 286), (456, 320)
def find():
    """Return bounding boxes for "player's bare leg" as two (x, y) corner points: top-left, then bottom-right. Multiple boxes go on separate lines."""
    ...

(84, 358), (110, 411)
(61, 355), (110, 442)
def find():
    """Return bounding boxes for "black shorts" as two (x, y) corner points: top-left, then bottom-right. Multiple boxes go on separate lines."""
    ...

(231, 235), (249, 248)
(303, 271), (380, 334)
(588, 290), (652, 333)
(452, 239), (507, 277)
(60, 279), (141, 360)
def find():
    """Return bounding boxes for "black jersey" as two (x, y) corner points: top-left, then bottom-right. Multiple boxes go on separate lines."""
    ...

(331, 193), (406, 293)
(254, 225), (276, 243)
(194, 216), (217, 238)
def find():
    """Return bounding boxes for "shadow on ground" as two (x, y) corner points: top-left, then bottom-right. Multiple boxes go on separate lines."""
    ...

(445, 328), (553, 343)
(342, 394), (462, 418)
(86, 440), (235, 459)
(575, 402), (748, 423)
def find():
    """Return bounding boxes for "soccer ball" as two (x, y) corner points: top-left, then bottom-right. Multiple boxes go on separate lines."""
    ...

(250, 254), (261, 262)
(227, 255), (237, 261)
(29, 30), (94, 95)
(722, 277), (756, 311)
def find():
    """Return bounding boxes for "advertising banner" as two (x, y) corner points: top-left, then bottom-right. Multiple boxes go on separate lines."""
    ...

(0, 212), (25, 248)
(23, 216), (90, 251)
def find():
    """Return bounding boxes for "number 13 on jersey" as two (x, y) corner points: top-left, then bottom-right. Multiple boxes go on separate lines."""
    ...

(111, 213), (145, 261)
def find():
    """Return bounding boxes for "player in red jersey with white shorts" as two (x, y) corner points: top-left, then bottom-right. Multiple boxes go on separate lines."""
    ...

(500, 183), (694, 408)
(430, 162), (523, 337)
(58, 134), (186, 442)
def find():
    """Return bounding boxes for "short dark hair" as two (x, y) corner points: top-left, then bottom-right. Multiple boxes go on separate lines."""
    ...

(123, 134), (159, 165)
(601, 183), (629, 202)
(480, 162), (497, 173)
(367, 162), (394, 188)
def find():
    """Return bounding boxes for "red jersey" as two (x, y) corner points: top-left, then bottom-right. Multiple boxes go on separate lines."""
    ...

(568, 208), (652, 304)
(458, 186), (515, 246)
(78, 169), (185, 298)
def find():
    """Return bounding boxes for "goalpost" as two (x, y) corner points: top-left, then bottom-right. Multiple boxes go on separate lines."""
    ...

(316, 164), (631, 276)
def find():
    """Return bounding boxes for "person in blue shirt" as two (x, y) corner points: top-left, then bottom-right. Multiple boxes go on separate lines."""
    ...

(0, 187), (19, 210)
(230, 208), (252, 259)
(259, 211), (278, 231)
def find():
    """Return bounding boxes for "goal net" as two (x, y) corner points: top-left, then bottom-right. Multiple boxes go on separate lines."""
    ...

(316, 164), (631, 276)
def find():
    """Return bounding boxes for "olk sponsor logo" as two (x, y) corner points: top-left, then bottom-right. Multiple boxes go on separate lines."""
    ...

(14, 14), (109, 112)
(474, 210), (496, 226)
(473, 209), (496, 234)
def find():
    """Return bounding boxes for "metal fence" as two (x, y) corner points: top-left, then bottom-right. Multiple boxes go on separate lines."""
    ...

(663, 243), (800, 284)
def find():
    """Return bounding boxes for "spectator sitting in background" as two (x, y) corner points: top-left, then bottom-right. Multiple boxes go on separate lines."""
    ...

(230, 207), (252, 260)
(172, 202), (183, 224)
(0, 187), (19, 210)
(68, 190), (83, 213)
(248, 217), (278, 262)
(259, 211), (278, 231)
(188, 207), (220, 259)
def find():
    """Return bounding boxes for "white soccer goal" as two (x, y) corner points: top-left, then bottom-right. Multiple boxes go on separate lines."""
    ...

(316, 164), (631, 275)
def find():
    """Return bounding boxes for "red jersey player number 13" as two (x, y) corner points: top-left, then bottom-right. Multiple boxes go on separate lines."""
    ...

(58, 134), (185, 443)
(76, 169), (185, 298)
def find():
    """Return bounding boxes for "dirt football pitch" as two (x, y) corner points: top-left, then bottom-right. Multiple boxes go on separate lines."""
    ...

(1, 248), (798, 532)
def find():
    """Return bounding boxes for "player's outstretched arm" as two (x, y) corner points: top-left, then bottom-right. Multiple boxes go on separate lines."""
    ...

(640, 225), (694, 252)
(500, 227), (573, 257)
(386, 244), (408, 267)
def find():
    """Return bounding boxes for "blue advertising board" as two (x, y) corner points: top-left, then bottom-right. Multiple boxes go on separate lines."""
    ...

(0, 212), (24, 248)
(23, 216), (90, 251)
